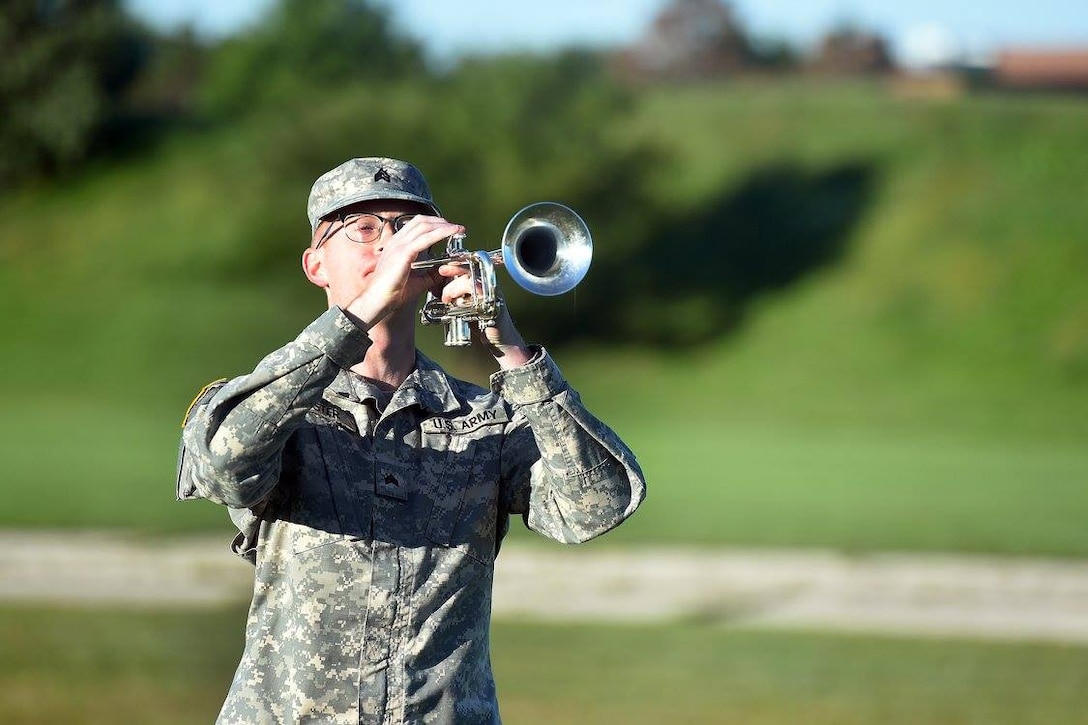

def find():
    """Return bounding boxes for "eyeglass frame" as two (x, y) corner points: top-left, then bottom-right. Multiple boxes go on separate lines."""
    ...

(313, 212), (419, 249)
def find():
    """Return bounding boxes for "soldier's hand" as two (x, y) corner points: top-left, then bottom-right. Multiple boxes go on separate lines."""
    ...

(436, 268), (532, 368)
(346, 216), (463, 326)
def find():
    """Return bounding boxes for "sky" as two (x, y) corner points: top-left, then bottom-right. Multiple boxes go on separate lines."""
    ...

(124, 0), (1088, 69)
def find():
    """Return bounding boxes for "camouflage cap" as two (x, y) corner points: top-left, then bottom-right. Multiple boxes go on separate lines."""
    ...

(306, 157), (440, 231)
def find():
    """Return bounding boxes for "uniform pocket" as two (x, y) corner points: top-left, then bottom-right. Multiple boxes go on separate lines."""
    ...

(423, 434), (474, 544)
(286, 425), (367, 554)
(423, 430), (502, 566)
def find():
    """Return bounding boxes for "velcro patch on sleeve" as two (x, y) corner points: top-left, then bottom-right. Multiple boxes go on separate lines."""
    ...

(181, 378), (229, 428)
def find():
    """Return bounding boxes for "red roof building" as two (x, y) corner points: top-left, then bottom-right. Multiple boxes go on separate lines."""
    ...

(995, 49), (1088, 90)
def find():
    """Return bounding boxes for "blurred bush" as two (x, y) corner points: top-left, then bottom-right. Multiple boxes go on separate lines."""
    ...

(0, 0), (147, 187)
(197, 0), (424, 118)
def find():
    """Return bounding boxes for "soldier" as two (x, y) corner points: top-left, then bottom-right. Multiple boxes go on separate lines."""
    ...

(177, 157), (646, 724)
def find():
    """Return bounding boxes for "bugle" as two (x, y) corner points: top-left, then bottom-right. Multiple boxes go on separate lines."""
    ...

(410, 202), (592, 346)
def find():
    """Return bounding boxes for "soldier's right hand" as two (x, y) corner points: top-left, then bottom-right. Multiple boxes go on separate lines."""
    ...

(344, 215), (464, 327)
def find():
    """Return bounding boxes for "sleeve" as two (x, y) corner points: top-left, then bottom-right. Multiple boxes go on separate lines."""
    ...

(492, 347), (646, 544)
(176, 378), (228, 502)
(179, 307), (371, 509)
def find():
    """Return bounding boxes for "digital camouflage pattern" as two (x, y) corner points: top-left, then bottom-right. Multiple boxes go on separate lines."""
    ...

(178, 306), (646, 724)
(307, 158), (441, 232)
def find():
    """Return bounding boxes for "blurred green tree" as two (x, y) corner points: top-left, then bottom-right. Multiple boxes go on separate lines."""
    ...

(125, 25), (207, 117)
(198, 0), (425, 117)
(0, 0), (147, 187)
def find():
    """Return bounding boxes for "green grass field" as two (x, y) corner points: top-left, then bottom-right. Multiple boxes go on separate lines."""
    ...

(3, 606), (1087, 724)
(6, 399), (1085, 556)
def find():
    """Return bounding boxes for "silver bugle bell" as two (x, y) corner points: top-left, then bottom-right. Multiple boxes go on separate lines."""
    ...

(410, 202), (592, 346)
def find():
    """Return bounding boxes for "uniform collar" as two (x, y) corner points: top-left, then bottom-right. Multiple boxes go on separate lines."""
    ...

(325, 351), (460, 415)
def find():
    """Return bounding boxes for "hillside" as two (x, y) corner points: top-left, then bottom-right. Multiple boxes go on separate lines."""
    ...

(614, 80), (1088, 437)
(2, 79), (1086, 551)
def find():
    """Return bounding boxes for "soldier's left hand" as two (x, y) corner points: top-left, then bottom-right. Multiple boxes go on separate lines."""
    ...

(436, 266), (532, 367)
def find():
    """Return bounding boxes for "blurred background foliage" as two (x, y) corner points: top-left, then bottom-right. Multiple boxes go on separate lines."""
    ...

(1, 0), (1086, 546)
(0, 0), (147, 185)
(195, 0), (425, 117)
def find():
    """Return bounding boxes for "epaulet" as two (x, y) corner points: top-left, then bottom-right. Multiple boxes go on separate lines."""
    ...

(181, 378), (229, 428)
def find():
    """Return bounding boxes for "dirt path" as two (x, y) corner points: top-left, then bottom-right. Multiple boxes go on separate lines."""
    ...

(4, 530), (1088, 644)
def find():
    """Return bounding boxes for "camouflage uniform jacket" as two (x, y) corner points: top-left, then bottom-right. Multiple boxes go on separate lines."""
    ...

(177, 307), (646, 724)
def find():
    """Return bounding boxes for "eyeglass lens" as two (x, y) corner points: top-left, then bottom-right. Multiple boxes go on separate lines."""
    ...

(345, 214), (416, 243)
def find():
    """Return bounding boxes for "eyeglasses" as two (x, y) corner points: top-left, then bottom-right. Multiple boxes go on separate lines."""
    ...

(315, 213), (418, 248)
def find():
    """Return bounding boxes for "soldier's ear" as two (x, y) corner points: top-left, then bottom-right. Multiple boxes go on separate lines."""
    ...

(302, 246), (328, 288)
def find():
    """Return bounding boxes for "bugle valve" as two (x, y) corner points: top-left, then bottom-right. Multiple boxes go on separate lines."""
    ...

(410, 202), (592, 346)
